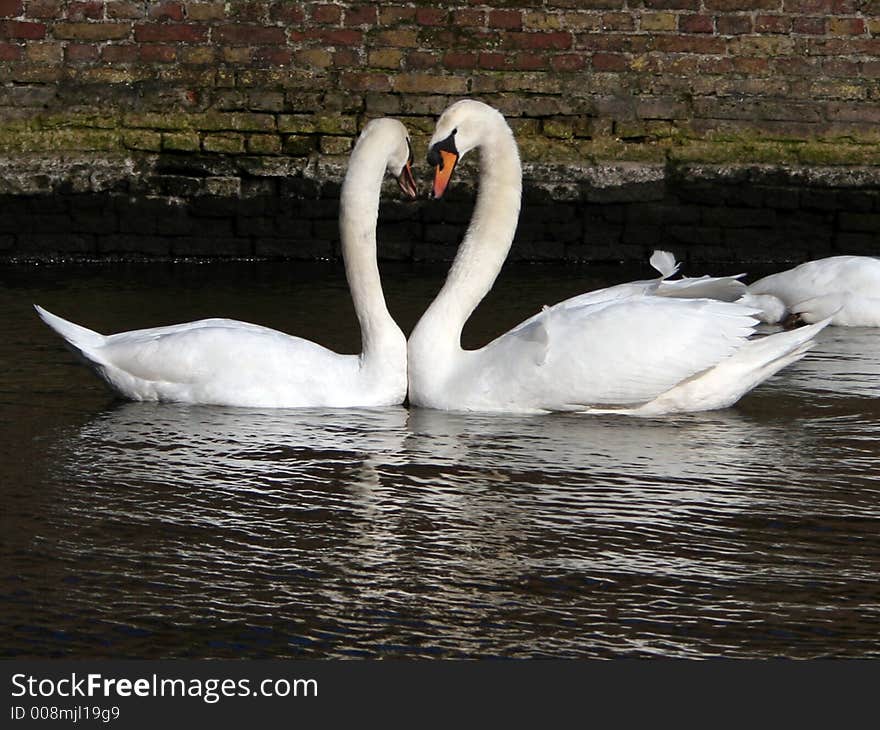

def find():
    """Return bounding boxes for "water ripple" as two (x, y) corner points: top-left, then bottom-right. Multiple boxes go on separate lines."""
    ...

(2, 263), (880, 658)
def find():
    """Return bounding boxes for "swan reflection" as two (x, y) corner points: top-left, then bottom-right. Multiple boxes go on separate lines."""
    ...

(54, 400), (837, 587)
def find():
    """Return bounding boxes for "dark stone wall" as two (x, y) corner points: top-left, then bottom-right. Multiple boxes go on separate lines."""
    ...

(2, 156), (877, 264)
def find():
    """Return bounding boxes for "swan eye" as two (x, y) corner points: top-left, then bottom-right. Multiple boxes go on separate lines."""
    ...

(427, 130), (459, 167)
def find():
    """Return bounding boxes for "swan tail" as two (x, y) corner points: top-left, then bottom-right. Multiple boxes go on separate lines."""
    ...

(34, 305), (109, 364)
(621, 318), (830, 416)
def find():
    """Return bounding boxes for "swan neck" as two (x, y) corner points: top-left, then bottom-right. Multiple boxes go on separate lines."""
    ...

(415, 120), (522, 351)
(339, 148), (399, 358)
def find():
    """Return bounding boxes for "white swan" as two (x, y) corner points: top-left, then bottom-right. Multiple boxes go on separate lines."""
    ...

(407, 100), (829, 416)
(36, 118), (417, 408)
(738, 256), (880, 327)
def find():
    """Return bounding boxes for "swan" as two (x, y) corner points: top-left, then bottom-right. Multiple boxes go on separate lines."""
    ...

(35, 118), (417, 408)
(737, 256), (880, 327)
(407, 99), (829, 416)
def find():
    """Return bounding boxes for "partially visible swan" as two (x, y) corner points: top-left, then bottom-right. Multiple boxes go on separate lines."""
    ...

(36, 118), (417, 408)
(738, 256), (880, 327)
(407, 100), (829, 416)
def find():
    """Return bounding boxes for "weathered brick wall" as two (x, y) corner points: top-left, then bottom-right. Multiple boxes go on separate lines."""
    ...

(0, 1), (879, 262)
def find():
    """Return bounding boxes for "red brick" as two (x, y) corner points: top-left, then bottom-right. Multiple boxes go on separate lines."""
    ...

(255, 47), (294, 65)
(503, 31), (572, 50)
(576, 32), (651, 53)
(107, 1), (145, 19)
(0, 41), (21, 59)
(213, 24), (286, 45)
(65, 42), (99, 62)
(678, 14), (714, 33)
(772, 56), (817, 75)
(792, 16), (826, 34)
(0, 0), (22, 17)
(134, 23), (206, 42)
(340, 71), (391, 92)
(407, 50), (441, 68)
(443, 51), (478, 69)
(823, 58), (861, 77)
(227, 1), (268, 21)
(291, 28), (362, 45)
(332, 48), (360, 66)
(312, 4), (341, 24)
(379, 7), (415, 24)
(643, 0), (700, 9)
(344, 5), (377, 26)
(415, 7), (447, 26)
(783, 0), (858, 10)
(695, 56), (733, 74)
(513, 52), (548, 70)
(269, 3), (305, 24)
(477, 51), (508, 69)
(717, 15), (753, 34)
(551, 53), (587, 71)
(0, 20), (45, 38)
(149, 2), (185, 21)
(731, 56), (770, 73)
(67, 1), (104, 20)
(755, 14), (791, 33)
(101, 43), (139, 62)
(140, 44), (177, 62)
(488, 9), (522, 29)
(592, 52), (628, 71)
(706, 0), (780, 7)
(26, 1), (62, 19)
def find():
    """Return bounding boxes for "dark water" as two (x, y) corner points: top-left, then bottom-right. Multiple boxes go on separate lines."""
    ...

(2, 261), (879, 659)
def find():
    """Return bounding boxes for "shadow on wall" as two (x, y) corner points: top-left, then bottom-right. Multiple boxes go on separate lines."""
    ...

(1, 159), (878, 265)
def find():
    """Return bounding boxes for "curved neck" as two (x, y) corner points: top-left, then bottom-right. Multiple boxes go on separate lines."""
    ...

(413, 119), (522, 352)
(339, 145), (400, 358)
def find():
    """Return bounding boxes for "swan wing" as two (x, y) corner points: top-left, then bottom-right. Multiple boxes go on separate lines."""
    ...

(656, 274), (747, 302)
(511, 280), (660, 334)
(100, 321), (339, 385)
(38, 309), (359, 405)
(472, 297), (759, 409)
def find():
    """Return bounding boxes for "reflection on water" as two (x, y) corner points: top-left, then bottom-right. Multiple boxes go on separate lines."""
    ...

(2, 262), (880, 658)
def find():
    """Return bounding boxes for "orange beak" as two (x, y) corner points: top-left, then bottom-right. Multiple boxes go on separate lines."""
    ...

(397, 160), (417, 199)
(432, 149), (459, 199)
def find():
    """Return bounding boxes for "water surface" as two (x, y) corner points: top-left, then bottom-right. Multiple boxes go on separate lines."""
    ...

(2, 261), (879, 658)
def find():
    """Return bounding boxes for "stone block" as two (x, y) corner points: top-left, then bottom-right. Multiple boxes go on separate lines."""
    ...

(202, 133), (245, 154)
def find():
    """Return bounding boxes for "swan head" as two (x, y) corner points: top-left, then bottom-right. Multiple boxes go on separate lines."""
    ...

(427, 99), (507, 199)
(356, 118), (417, 199)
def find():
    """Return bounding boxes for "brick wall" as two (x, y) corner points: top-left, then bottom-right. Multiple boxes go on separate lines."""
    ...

(0, 1), (879, 262)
